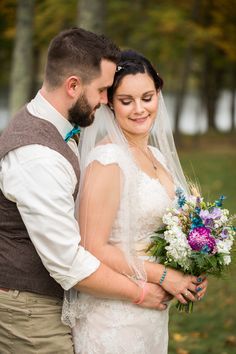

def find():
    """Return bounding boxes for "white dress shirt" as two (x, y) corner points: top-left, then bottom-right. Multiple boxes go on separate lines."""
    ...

(0, 91), (100, 290)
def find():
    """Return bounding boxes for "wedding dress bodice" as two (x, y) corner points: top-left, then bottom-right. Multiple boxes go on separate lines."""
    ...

(86, 144), (173, 250)
(73, 144), (174, 354)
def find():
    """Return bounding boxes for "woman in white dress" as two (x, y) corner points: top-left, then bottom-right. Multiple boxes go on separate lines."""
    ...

(63, 50), (208, 354)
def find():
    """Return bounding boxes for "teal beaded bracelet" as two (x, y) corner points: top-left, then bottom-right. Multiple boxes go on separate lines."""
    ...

(159, 267), (167, 285)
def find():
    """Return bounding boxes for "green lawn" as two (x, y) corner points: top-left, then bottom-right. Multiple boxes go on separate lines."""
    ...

(168, 142), (236, 354)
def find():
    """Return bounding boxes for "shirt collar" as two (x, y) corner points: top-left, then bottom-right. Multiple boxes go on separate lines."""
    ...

(27, 91), (73, 139)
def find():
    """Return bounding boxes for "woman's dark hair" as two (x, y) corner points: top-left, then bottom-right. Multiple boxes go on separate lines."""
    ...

(108, 50), (163, 102)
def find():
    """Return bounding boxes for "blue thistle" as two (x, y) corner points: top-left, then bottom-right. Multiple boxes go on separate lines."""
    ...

(215, 195), (226, 207)
(200, 245), (211, 254)
(176, 187), (186, 208)
(190, 215), (204, 229)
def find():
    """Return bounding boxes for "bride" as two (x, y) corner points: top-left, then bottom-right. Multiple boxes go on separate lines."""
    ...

(63, 50), (207, 353)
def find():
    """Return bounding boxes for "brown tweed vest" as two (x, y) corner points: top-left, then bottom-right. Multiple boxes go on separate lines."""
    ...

(0, 106), (80, 299)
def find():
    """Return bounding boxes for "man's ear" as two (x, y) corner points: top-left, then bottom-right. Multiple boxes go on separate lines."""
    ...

(66, 76), (82, 98)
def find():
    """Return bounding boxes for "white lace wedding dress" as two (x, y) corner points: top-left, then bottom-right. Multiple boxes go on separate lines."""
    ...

(73, 144), (175, 354)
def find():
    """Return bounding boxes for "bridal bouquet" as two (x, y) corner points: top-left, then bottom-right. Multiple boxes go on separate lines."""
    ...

(147, 187), (235, 313)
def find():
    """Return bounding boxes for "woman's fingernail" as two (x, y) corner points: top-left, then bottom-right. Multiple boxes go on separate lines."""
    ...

(196, 287), (202, 292)
(197, 277), (202, 283)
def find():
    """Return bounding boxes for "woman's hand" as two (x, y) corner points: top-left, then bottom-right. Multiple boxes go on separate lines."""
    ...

(137, 283), (173, 310)
(195, 276), (208, 301)
(160, 267), (206, 304)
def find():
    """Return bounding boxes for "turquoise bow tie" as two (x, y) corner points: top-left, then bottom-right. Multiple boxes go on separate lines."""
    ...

(64, 125), (81, 142)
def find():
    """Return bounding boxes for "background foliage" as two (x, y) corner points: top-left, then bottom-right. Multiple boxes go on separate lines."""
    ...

(0, 0), (236, 131)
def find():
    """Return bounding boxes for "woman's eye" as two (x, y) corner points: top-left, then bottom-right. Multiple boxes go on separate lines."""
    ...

(121, 100), (132, 105)
(143, 96), (152, 102)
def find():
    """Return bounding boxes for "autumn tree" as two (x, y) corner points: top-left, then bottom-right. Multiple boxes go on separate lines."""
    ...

(9, 0), (35, 116)
(77, 0), (106, 33)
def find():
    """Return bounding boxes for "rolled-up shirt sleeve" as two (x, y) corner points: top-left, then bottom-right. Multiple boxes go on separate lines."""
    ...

(0, 145), (100, 290)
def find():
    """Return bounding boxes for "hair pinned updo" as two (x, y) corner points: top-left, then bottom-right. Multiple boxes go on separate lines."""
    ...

(108, 49), (163, 103)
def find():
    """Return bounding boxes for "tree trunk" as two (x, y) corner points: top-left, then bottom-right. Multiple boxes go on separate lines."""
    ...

(230, 66), (236, 132)
(230, 87), (235, 132)
(9, 0), (35, 117)
(174, 45), (193, 138)
(174, 0), (199, 141)
(202, 51), (220, 131)
(77, 0), (106, 34)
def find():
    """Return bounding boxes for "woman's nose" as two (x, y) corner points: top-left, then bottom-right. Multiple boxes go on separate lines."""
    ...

(134, 100), (145, 114)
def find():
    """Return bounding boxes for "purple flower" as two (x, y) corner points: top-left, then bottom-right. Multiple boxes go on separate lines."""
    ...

(196, 197), (201, 208)
(205, 218), (215, 228)
(221, 228), (229, 239)
(200, 207), (221, 221)
(188, 227), (216, 252)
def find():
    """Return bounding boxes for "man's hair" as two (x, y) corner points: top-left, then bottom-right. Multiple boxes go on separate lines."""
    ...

(45, 27), (120, 88)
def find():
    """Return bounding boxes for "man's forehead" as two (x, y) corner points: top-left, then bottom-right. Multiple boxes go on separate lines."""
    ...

(92, 60), (116, 86)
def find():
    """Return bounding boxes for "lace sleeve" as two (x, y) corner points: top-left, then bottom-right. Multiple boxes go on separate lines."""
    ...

(85, 143), (128, 172)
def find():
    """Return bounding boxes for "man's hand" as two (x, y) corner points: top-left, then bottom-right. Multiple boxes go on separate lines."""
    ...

(137, 283), (172, 310)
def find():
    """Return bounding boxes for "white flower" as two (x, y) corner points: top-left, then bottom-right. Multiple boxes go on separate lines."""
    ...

(214, 213), (229, 228)
(182, 204), (190, 212)
(164, 229), (191, 270)
(162, 211), (180, 227)
(220, 215), (228, 223)
(228, 229), (235, 239)
(188, 195), (197, 205)
(222, 209), (229, 216)
(162, 212), (174, 225)
(171, 225), (182, 234)
(223, 255), (231, 265)
(216, 239), (233, 253)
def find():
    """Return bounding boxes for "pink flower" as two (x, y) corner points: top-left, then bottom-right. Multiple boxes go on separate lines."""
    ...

(188, 227), (216, 252)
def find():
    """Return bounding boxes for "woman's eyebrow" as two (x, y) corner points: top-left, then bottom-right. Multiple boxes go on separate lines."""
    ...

(116, 90), (155, 98)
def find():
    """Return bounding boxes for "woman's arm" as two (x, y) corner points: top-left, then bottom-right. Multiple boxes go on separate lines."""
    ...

(79, 161), (131, 276)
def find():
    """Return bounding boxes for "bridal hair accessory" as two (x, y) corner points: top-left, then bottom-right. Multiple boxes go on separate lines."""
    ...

(115, 62), (140, 73)
(64, 125), (81, 142)
(116, 65), (123, 72)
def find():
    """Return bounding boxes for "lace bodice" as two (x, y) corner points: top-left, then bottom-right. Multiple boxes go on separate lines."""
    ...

(72, 143), (172, 354)
(86, 143), (174, 254)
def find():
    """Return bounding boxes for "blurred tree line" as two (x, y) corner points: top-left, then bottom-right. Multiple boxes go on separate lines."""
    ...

(0, 0), (235, 133)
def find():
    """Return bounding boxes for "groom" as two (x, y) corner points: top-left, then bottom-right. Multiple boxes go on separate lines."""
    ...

(0, 27), (170, 353)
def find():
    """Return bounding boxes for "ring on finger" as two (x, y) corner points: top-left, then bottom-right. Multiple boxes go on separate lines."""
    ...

(184, 289), (189, 297)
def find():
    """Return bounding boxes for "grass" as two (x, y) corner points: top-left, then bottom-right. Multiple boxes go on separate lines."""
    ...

(168, 134), (236, 354)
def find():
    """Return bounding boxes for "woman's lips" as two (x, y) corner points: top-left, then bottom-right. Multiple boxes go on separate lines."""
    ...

(129, 115), (150, 123)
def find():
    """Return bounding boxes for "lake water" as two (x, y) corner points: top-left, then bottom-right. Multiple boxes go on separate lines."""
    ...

(0, 90), (235, 134)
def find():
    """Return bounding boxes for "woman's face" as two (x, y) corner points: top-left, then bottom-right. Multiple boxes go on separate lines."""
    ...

(112, 72), (158, 138)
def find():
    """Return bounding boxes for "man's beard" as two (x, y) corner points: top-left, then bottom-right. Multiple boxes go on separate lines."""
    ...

(68, 93), (100, 127)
